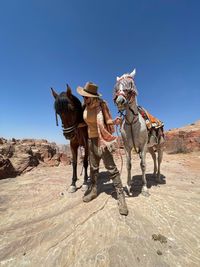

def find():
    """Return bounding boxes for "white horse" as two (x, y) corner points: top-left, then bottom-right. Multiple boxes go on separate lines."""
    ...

(113, 69), (165, 196)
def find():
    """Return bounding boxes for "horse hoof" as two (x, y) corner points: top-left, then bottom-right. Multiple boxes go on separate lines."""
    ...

(68, 185), (76, 193)
(142, 191), (150, 197)
(82, 184), (88, 192)
(141, 188), (150, 197)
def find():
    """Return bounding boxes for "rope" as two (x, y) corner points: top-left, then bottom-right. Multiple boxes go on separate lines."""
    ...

(79, 146), (84, 176)
(55, 112), (58, 126)
(130, 124), (139, 154)
(115, 124), (124, 175)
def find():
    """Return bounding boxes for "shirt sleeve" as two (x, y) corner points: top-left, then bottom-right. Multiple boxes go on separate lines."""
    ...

(101, 100), (115, 134)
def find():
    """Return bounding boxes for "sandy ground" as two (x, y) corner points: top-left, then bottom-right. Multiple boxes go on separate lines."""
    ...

(0, 152), (200, 267)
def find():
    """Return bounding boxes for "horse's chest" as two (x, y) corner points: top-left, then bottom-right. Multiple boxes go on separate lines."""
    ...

(122, 124), (147, 148)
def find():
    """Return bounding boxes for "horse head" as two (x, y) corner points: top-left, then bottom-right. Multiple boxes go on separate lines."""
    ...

(51, 84), (83, 140)
(113, 69), (138, 111)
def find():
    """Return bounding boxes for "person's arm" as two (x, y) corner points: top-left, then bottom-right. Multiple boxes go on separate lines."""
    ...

(101, 101), (113, 124)
(112, 117), (122, 126)
(101, 101), (122, 125)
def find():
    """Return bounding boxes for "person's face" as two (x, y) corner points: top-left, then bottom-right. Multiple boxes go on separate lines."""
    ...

(83, 96), (92, 105)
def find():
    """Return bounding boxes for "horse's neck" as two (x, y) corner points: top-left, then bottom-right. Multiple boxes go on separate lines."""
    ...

(125, 99), (140, 125)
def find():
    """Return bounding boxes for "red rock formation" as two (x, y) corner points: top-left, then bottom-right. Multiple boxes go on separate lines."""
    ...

(0, 155), (16, 178)
(1, 120), (199, 178)
(112, 120), (200, 155)
(0, 138), (71, 179)
(165, 120), (200, 153)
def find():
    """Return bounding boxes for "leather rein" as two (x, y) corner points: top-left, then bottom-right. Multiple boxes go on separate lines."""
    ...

(55, 111), (79, 140)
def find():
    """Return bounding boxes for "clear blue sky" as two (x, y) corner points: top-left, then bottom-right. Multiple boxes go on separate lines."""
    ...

(0, 0), (199, 144)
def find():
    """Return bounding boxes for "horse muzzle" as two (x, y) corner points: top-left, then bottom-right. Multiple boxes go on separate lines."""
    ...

(63, 131), (75, 140)
(115, 95), (127, 111)
(62, 124), (77, 140)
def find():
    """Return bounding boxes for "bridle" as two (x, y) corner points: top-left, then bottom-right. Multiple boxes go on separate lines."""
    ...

(55, 110), (79, 140)
(114, 76), (138, 120)
(114, 76), (140, 153)
(62, 122), (78, 140)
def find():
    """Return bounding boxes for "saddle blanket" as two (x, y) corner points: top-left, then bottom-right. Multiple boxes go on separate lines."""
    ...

(138, 106), (164, 130)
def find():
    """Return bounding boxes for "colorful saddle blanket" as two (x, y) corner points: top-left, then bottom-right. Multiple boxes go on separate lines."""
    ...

(138, 106), (164, 130)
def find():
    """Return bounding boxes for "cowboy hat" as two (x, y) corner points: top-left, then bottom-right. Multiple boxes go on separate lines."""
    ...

(77, 82), (102, 97)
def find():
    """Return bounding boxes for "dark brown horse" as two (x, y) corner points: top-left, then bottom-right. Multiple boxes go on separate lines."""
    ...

(51, 84), (89, 193)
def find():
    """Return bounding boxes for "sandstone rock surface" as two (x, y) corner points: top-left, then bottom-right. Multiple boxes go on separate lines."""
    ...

(0, 138), (71, 179)
(165, 120), (200, 153)
(0, 152), (200, 267)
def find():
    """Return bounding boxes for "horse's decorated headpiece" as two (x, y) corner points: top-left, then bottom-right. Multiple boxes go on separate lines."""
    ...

(113, 69), (138, 109)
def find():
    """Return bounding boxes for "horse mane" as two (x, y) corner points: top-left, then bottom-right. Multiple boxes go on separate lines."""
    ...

(54, 92), (84, 123)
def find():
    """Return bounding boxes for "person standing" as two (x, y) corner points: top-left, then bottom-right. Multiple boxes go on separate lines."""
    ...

(77, 82), (128, 216)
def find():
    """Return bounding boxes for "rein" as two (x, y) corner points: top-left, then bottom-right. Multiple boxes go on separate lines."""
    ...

(124, 112), (139, 154)
(55, 112), (59, 126)
(115, 124), (123, 175)
(118, 108), (139, 154)
(126, 94), (140, 154)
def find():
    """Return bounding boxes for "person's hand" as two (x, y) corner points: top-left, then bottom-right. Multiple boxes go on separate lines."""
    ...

(113, 117), (122, 126)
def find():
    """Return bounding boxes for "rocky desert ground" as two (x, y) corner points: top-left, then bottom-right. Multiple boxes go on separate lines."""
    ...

(0, 150), (200, 267)
(1, 120), (200, 267)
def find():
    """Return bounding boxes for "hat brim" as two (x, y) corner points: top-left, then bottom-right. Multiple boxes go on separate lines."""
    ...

(77, 86), (102, 98)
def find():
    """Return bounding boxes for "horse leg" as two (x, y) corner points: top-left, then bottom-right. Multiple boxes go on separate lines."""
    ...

(82, 147), (89, 191)
(68, 144), (78, 193)
(156, 146), (164, 183)
(125, 148), (132, 196)
(148, 146), (157, 177)
(140, 147), (149, 197)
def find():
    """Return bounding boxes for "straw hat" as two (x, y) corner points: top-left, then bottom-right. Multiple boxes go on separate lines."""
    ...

(77, 82), (102, 97)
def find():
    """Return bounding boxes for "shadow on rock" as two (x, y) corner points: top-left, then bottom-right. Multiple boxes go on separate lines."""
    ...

(86, 171), (166, 199)
(129, 173), (166, 197)
(96, 171), (118, 200)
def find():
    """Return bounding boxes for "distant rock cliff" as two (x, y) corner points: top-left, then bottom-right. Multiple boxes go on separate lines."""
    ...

(1, 120), (200, 179)
(165, 120), (200, 153)
(0, 138), (71, 179)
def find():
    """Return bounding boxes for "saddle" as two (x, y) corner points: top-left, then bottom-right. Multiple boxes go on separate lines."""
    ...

(138, 106), (164, 129)
(138, 106), (164, 145)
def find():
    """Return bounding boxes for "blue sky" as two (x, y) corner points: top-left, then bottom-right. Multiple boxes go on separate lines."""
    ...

(0, 0), (199, 144)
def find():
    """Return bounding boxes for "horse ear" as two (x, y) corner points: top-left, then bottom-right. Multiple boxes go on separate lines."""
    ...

(66, 84), (72, 97)
(116, 76), (120, 81)
(51, 87), (58, 99)
(130, 69), (136, 78)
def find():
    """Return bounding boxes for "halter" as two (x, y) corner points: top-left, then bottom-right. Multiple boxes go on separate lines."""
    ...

(114, 76), (139, 153)
(62, 123), (78, 140)
(114, 76), (138, 119)
(55, 111), (78, 140)
(114, 76), (137, 105)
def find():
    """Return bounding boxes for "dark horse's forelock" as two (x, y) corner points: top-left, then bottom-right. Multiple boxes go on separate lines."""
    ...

(54, 92), (83, 122)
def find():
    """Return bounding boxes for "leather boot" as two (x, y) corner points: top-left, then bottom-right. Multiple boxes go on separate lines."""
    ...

(113, 175), (128, 216)
(112, 175), (128, 216)
(116, 187), (129, 216)
(83, 184), (97, 202)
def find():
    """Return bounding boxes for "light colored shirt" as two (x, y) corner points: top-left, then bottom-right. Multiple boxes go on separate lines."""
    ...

(83, 106), (99, 138)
